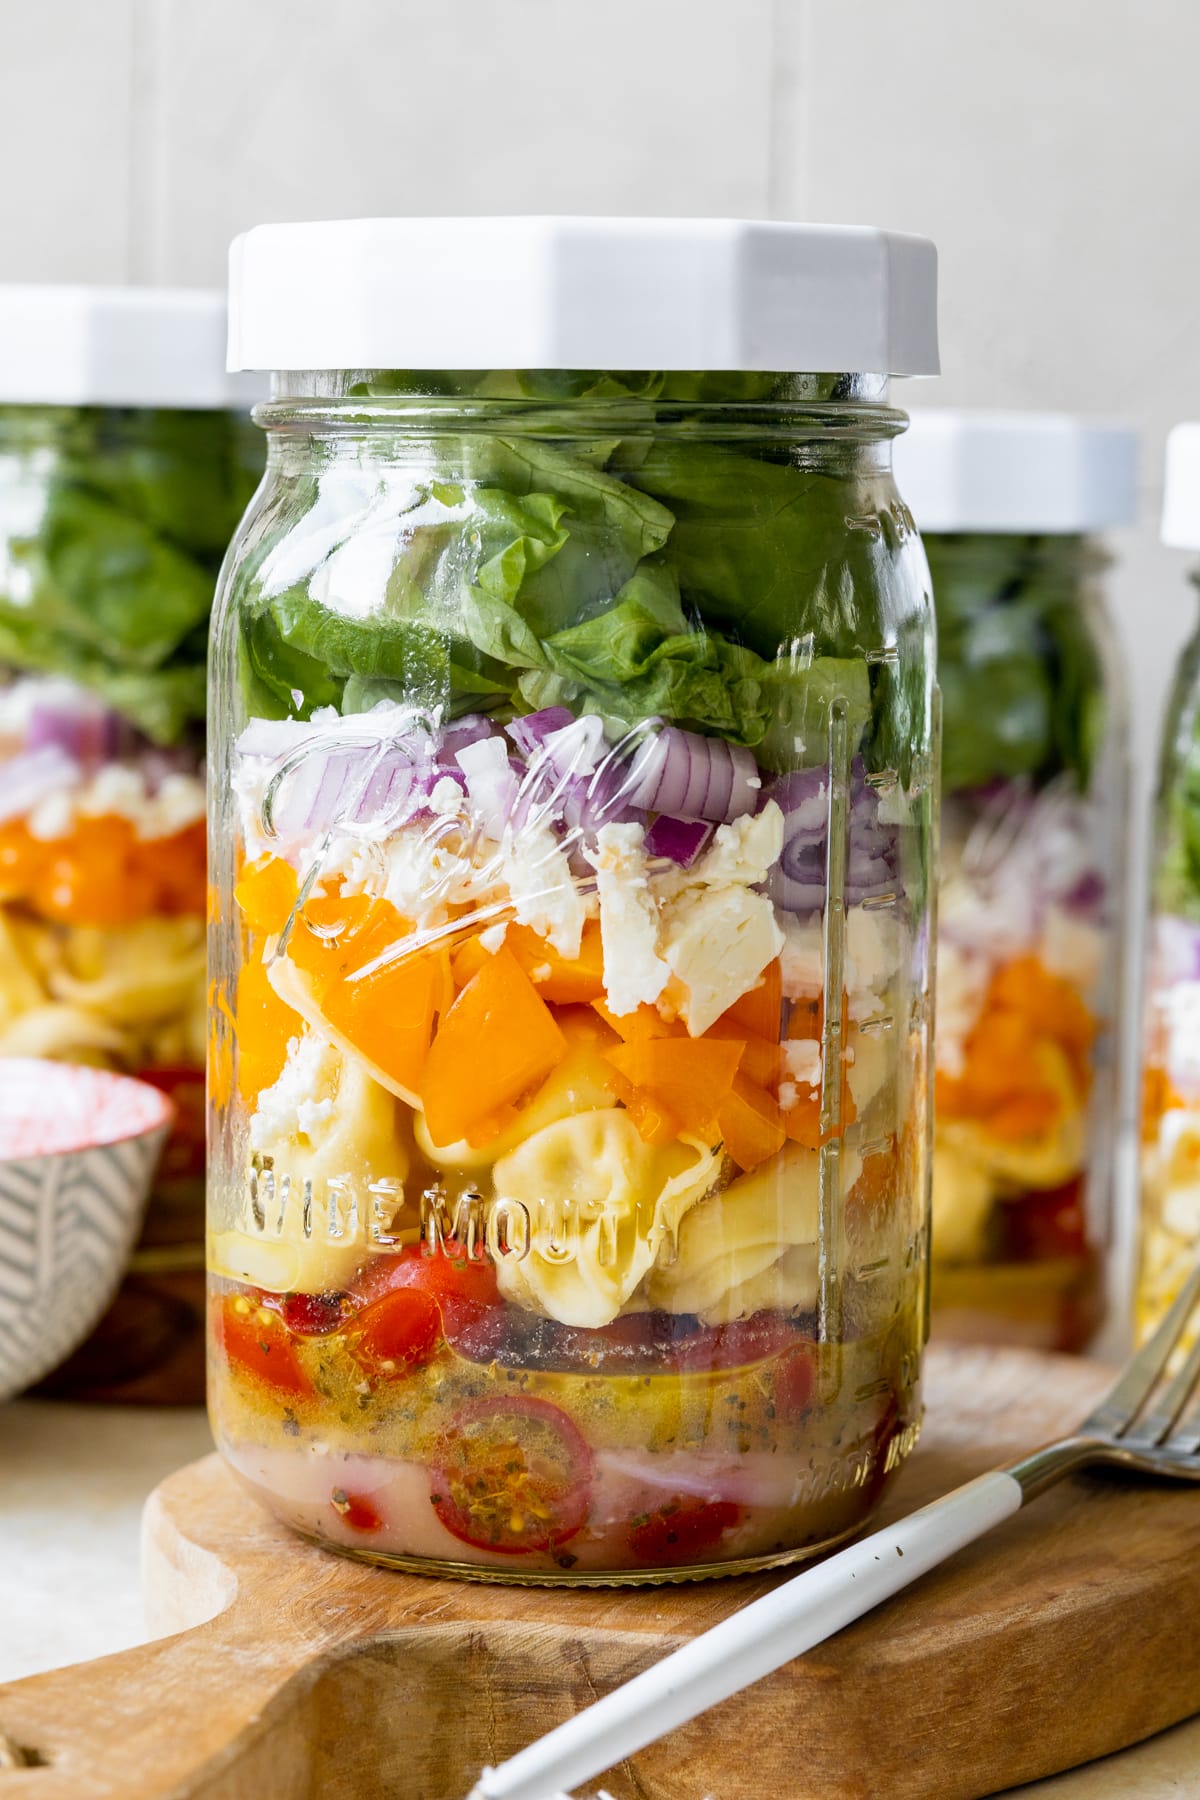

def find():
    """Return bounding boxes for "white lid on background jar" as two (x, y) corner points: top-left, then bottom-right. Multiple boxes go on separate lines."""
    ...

(1162, 423), (1200, 550)
(226, 216), (939, 377)
(0, 285), (261, 409)
(894, 409), (1138, 533)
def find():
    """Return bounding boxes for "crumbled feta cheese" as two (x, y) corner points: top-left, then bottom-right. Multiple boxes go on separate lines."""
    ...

(691, 802), (784, 887)
(249, 1033), (331, 1152)
(782, 1037), (822, 1089)
(778, 1080), (799, 1110)
(588, 822), (670, 1015)
(1039, 904), (1104, 1000)
(779, 916), (823, 1001)
(845, 908), (901, 995)
(502, 820), (589, 958)
(934, 942), (990, 1078)
(26, 789), (75, 841)
(661, 884), (783, 1037)
(478, 920), (508, 955)
(428, 775), (465, 816)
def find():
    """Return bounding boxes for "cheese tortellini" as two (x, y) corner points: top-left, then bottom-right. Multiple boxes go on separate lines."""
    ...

(647, 1141), (860, 1326)
(493, 1110), (719, 1328)
(210, 1034), (411, 1294)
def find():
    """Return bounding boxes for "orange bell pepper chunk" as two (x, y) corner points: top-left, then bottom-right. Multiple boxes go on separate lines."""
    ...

(989, 955), (1096, 1057)
(716, 1073), (787, 1171)
(421, 946), (568, 1145)
(603, 1066), (682, 1146)
(986, 1092), (1063, 1143)
(451, 932), (495, 989)
(235, 957), (303, 1101)
(720, 958), (784, 1040)
(849, 1139), (899, 1211)
(780, 1073), (857, 1148)
(507, 918), (606, 1004)
(235, 855), (300, 938)
(323, 940), (455, 1096)
(604, 1036), (743, 1140)
(288, 893), (410, 989)
(705, 1018), (783, 1088)
(592, 999), (685, 1042)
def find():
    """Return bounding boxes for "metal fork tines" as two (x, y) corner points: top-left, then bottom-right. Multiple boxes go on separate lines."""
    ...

(1084, 1262), (1200, 1459)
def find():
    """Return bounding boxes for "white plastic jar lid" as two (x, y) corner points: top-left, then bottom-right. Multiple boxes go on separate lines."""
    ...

(1162, 424), (1200, 549)
(226, 216), (939, 377)
(0, 285), (261, 409)
(894, 409), (1138, 533)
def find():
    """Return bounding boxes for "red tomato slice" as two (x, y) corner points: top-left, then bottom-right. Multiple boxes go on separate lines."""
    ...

(430, 1396), (593, 1555)
(351, 1287), (441, 1377)
(628, 1497), (743, 1565)
(217, 1294), (312, 1397)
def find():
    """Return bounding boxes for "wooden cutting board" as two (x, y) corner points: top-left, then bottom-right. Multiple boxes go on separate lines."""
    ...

(2, 1344), (1199, 1800)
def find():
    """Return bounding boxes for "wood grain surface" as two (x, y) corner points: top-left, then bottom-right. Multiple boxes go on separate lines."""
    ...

(1, 1345), (1199, 1800)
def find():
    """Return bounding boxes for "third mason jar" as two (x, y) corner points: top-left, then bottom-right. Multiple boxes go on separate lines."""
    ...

(1139, 423), (1200, 1343)
(895, 410), (1135, 1352)
(208, 217), (939, 1581)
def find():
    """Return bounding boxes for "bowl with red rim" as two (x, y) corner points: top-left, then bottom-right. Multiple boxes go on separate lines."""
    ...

(0, 1058), (175, 1401)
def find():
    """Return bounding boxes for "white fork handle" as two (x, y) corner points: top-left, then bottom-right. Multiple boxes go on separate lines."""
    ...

(473, 1470), (1024, 1800)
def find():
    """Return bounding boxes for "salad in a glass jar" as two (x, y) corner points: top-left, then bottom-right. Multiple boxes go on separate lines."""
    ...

(0, 289), (261, 1399)
(1140, 424), (1200, 1346)
(208, 218), (938, 1581)
(895, 413), (1133, 1352)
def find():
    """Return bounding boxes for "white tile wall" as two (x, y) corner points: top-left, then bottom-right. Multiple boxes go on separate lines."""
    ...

(0, 0), (1194, 1070)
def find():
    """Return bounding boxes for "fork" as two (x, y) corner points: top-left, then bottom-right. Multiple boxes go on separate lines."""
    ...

(471, 1263), (1200, 1800)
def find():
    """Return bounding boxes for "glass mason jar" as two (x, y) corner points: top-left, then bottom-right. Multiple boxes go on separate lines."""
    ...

(208, 218), (939, 1582)
(0, 288), (261, 1402)
(895, 412), (1135, 1353)
(1138, 423), (1200, 1343)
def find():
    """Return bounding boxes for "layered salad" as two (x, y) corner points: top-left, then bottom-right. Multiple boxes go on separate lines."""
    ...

(0, 404), (258, 1396)
(929, 534), (1121, 1349)
(1139, 629), (1200, 1347)
(208, 370), (933, 1580)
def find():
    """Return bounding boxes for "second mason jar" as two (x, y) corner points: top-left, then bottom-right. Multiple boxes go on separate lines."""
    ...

(0, 285), (261, 1401)
(895, 410), (1135, 1352)
(208, 217), (939, 1581)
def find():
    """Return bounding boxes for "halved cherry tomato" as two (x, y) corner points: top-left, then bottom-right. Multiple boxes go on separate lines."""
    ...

(331, 1488), (383, 1533)
(281, 1290), (355, 1336)
(1000, 1178), (1089, 1263)
(216, 1293), (312, 1397)
(350, 1287), (441, 1377)
(430, 1395), (593, 1554)
(138, 1065), (204, 1182)
(352, 1242), (501, 1313)
(628, 1497), (743, 1565)
(771, 1343), (816, 1419)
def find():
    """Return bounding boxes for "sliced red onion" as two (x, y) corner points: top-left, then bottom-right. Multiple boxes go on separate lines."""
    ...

(766, 762), (901, 914)
(456, 736), (520, 839)
(264, 744), (423, 840)
(644, 815), (712, 867)
(0, 745), (83, 825)
(505, 708), (574, 758)
(440, 714), (502, 762)
(25, 698), (133, 765)
(623, 727), (760, 823)
(542, 714), (606, 779)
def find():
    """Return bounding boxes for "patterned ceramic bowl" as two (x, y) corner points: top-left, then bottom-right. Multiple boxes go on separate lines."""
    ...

(0, 1059), (175, 1401)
